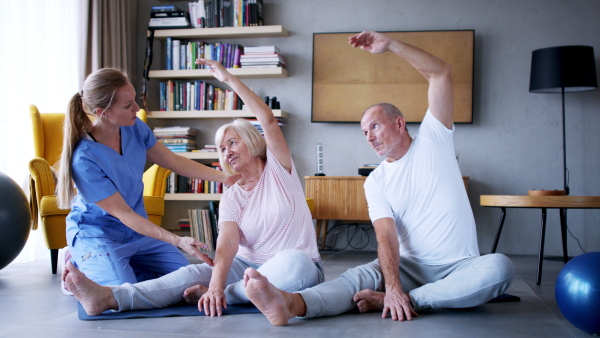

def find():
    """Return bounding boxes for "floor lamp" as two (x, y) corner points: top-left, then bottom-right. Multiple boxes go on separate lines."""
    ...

(529, 45), (598, 263)
(529, 45), (598, 195)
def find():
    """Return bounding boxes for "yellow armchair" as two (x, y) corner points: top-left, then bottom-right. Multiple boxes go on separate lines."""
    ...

(28, 105), (170, 274)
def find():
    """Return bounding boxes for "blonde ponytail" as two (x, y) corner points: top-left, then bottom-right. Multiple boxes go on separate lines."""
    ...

(56, 92), (92, 208)
(55, 68), (130, 208)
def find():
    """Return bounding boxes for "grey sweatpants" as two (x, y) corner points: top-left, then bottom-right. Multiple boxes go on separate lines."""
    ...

(110, 250), (324, 312)
(298, 253), (514, 318)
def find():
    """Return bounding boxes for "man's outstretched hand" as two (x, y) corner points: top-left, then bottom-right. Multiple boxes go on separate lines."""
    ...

(349, 31), (391, 54)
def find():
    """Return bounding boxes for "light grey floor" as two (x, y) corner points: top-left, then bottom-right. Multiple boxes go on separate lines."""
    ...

(0, 251), (591, 337)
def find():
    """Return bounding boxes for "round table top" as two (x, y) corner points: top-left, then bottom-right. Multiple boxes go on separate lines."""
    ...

(480, 195), (600, 208)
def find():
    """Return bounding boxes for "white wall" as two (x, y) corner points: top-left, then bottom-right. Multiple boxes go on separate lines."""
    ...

(136, 0), (600, 255)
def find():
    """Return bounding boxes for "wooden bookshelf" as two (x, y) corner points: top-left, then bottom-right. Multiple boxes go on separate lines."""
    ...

(174, 152), (218, 160)
(165, 193), (222, 201)
(149, 67), (287, 79)
(153, 25), (289, 39)
(153, 24), (289, 227)
(147, 109), (288, 119)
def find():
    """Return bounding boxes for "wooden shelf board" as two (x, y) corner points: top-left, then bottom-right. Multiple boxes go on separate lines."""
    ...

(154, 25), (289, 39)
(175, 152), (219, 160)
(149, 67), (287, 79)
(165, 193), (222, 201)
(148, 110), (288, 119)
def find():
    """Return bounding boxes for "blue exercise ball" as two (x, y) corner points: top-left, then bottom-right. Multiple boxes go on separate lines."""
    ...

(555, 252), (600, 335)
(0, 171), (31, 270)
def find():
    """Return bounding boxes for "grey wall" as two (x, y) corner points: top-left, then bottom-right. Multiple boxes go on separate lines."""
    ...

(136, 0), (600, 256)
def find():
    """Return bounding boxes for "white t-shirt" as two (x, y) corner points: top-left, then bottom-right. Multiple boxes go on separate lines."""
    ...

(218, 148), (320, 265)
(364, 110), (479, 265)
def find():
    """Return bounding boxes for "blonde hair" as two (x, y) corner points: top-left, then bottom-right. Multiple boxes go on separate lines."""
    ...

(215, 118), (266, 176)
(56, 68), (130, 209)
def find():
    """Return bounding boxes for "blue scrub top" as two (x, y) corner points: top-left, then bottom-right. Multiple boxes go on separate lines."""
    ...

(66, 117), (157, 245)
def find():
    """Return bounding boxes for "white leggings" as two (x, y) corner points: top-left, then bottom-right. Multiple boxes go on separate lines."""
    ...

(298, 253), (514, 317)
(111, 250), (324, 311)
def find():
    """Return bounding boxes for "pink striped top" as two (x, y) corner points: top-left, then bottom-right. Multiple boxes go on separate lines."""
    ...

(218, 148), (320, 264)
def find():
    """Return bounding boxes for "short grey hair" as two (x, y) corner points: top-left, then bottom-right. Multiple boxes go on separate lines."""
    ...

(362, 103), (407, 131)
(214, 118), (266, 176)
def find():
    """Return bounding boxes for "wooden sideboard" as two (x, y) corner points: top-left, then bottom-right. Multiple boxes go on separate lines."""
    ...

(305, 176), (470, 249)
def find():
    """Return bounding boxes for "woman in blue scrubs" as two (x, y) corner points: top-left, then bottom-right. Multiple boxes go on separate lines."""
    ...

(55, 68), (237, 286)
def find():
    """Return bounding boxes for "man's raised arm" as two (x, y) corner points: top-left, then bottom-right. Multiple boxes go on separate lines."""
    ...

(349, 31), (454, 128)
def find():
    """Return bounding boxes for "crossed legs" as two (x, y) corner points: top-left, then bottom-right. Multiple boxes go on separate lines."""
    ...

(64, 250), (322, 316)
(245, 254), (515, 326)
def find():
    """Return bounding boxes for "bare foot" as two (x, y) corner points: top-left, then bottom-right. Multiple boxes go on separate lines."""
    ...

(244, 268), (304, 326)
(63, 261), (118, 316)
(353, 289), (385, 313)
(183, 284), (208, 304)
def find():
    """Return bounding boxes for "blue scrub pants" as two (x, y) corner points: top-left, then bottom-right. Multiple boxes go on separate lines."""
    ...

(70, 235), (189, 286)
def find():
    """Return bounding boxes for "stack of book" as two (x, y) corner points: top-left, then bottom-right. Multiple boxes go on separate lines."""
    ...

(187, 202), (219, 250)
(246, 118), (284, 137)
(188, 0), (264, 28)
(178, 218), (191, 231)
(160, 80), (242, 111)
(166, 162), (225, 194)
(196, 145), (218, 152)
(166, 39), (243, 70)
(149, 5), (191, 29)
(240, 46), (285, 68)
(153, 126), (198, 153)
(189, 209), (214, 250)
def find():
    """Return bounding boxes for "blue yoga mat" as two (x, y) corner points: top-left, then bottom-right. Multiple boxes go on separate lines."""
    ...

(78, 293), (519, 320)
(78, 302), (260, 320)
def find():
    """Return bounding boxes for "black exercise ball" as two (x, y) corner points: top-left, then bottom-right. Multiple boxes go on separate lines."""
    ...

(0, 171), (31, 270)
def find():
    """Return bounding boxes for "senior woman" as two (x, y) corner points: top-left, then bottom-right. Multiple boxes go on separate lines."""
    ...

(63, 59), (323, 317)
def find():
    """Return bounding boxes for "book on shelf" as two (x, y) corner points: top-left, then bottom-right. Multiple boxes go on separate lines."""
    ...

(165, 40), (243, 70)
(172, 40), (181, 70)
(159, 80), (243, 111)
(149, 17), (191, 29)
(198, 145), (218, 152)
(187, 0), (264, 28)
(240, 56), (286, 63)
(151, 11), (188, 18)
(188, 208), (218, 250)
(151, 5), (185, 12)
(166, 169), (224, 194)
(239, 64), (283, 68)
(166, 38), (173, 70)
(178, 218), (191, 230)
(159, 138), (197, 145)
(240, 52), (285, 59)
(244, 45), (280, 54)
(154, 126), (198, 152)
(240, 54), (286, 68)
(245, 118), (284, 136)
(149, 4), (191, 29)
(240, 47), (285, 68)
(208, 201), (220, 248)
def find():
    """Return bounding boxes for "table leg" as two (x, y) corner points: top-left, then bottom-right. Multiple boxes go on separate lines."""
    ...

(315, 219), (323, 244)
(491, 207), (507, 253)
(536, 208), (547, 285)
(560, 208), (569, 264)
(321, 220), (329, 250)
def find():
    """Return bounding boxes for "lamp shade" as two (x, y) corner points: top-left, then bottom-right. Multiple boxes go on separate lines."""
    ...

(529, 46), (598, 93)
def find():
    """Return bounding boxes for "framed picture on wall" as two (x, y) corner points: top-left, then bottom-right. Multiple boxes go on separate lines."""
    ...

(311, 30), (474, 123)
